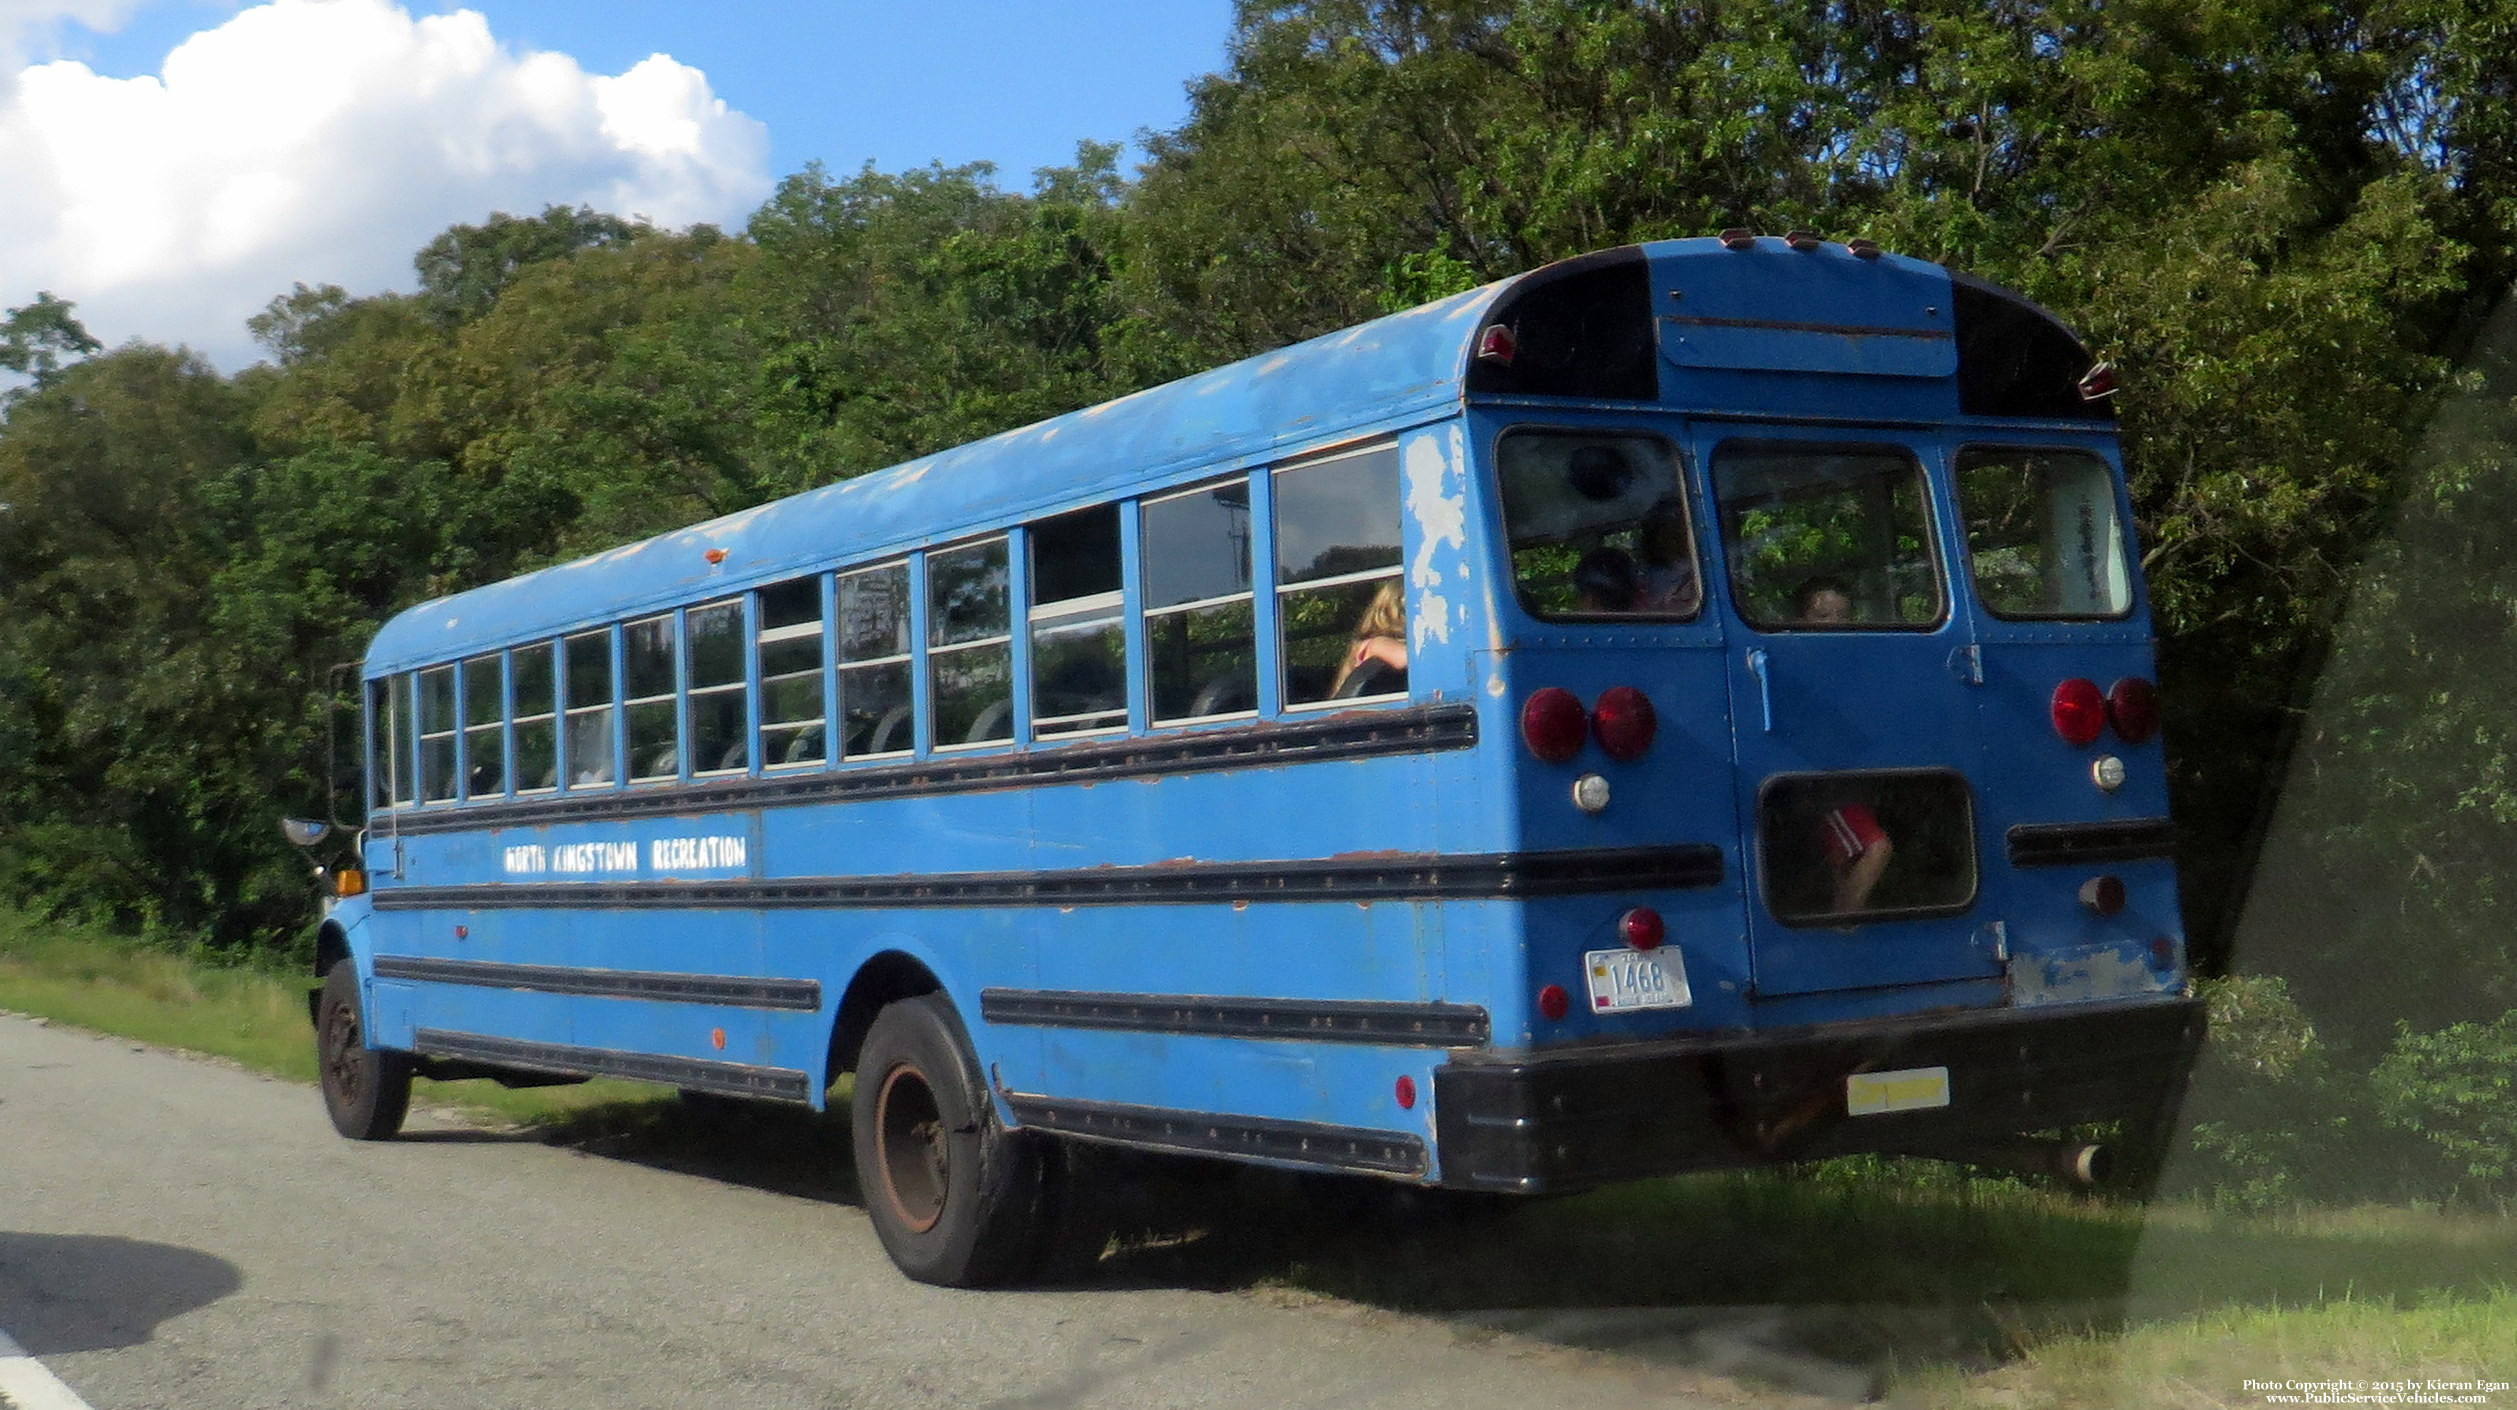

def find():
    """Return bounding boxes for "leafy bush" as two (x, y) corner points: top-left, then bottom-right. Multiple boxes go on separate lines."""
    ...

(2373, 1011), (2517, 1187)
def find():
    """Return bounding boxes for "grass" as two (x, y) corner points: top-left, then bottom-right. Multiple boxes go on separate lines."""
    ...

(4, 911), (2513, 1407)
(0, 909), (666, 1126)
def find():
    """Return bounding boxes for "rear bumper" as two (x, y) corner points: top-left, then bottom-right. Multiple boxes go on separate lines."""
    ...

(1432, 995), (2205, 1192)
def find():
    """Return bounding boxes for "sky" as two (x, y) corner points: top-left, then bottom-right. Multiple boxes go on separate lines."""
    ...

(0, 0), (1236, 370)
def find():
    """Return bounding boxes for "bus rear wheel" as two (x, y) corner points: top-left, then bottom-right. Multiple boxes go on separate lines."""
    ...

(851, 993), (1051, 1287)
(316, 963), (412, 1141)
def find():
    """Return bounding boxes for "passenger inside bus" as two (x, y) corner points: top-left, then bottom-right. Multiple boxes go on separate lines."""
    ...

(1793, 575), (1856, 625)
(1635, 501), (1699, 612)
(1330, 580), (1408, 697)
(1820, 800), (1895, 915)
(1572, 546), (1640, 612)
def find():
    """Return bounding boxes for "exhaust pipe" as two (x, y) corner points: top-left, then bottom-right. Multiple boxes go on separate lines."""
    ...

(1898, 1139), (2112, 1189)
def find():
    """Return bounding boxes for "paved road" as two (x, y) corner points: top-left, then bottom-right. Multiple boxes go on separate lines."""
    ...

(0, 1014), (1868, 1410)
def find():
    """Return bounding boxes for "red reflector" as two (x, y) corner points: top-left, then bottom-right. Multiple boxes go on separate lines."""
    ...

(2106, 677), (2159, 745)
(1537, 984), (1570, 1021)
(2051, 678), (2105, 747)
(2077, 361), (2118, 401)
(1394, 1075), (1417, 1110)
(2150, 937), (2178, 970)
(1590, 685), (1657, 761)
(1620, 907), (1665, 950)
(2078, 876), (2126, 916)
(1475, 322), (1517, 365)
(1521, 688), (1588, 764)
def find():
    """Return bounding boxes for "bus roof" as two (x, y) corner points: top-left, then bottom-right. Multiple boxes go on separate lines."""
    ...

(366, 237), (2073, 673)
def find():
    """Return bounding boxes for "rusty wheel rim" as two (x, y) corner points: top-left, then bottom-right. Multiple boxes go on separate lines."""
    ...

(874, 1063), (948, 1234)
(321, 997), (364, 1109)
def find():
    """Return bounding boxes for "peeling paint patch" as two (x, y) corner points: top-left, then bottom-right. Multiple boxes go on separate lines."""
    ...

(2009, 942), (2168, 1007)
(1405, 433), (1466, 651)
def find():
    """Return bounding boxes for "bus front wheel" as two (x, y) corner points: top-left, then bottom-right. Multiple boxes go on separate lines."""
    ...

(852, 993), (1051, 1287)
(316, 964), (412, 1141)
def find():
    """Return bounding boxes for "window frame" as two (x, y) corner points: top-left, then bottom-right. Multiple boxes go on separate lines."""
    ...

(1710, 437), (1952, 635)
(837, 559), (917, 761)
(1951, 442), (2138, 624)
(1141, 474), (1259, 727)
(1492, 424), (1705, 626)
(1270, 439), (1409, 711)
(925, 534), (1017, 752)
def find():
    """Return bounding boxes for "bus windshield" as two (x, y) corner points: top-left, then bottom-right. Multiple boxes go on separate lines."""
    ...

(1500, 428), (1700, 619)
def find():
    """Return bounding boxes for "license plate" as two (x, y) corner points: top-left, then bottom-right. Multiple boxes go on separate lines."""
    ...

(1846, 1066), (1951, 1117)
(1584, 947), (1692, 1012)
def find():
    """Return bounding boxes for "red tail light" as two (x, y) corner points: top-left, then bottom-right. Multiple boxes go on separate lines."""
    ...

(2051, 678), (2105, 747)
(1591, 686), (1657, 761)
(1475, 322), (1517, 365)
(2107, 677), (2159, 745)
(1620, 907), (1665, 950)
(1521, 688), (1588, 764)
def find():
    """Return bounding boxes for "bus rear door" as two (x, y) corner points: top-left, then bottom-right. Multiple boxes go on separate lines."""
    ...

(1703, 430), (2003, 1000)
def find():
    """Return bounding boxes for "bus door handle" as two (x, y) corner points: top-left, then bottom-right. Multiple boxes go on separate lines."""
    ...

(1946, 643), (1983, 685)
(1745, 647), (1774, 732)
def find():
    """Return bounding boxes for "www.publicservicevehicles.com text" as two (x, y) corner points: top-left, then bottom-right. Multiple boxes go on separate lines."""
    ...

(2248, 1380), (2507, 1406)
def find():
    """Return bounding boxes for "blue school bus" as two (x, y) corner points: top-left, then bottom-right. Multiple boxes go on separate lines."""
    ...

(304, 234), (2204, 1286)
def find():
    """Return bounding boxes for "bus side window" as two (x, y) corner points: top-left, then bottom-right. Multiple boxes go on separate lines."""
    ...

(838, 564), (913, 758)
(461, 652), (505, 799)
(563, 629), (616, 787)
(757, 576), (826, 767)
(1143, 477), (1255, 723)
(1274, 443), (1405, 706)
(416, 665), (457, 803)
(1028, 505), (1126, 738)
(928, 538), (1014, 747)
(625, 614), (678, 781)
(687, 598), (747, 775)
(514, 643), (557, 791)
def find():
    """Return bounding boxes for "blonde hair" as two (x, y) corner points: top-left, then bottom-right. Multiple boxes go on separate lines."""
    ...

(1328, 581), (1406, 696)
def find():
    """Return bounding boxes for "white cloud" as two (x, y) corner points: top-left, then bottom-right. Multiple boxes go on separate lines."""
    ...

(0, 0), (770, 369)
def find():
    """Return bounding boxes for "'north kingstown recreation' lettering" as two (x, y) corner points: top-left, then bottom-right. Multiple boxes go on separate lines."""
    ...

(501, 838), (745, 875)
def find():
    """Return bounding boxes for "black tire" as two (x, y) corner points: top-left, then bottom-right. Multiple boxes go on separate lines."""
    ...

(317, 963), (412, 1141)
(851, 993), (1052, 1287)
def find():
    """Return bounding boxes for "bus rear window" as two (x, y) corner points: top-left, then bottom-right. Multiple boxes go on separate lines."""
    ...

(1715, 443), (1944, 630)
(1759, 771), (1977, 926)
(1499, 430), (1697, 619)
(1955, 447), (2132, 619)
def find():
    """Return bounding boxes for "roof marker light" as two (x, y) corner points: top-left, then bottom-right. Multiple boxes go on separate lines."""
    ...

(1847, 238), (1883, 259)
(1783, 229), (1821, 252)
(704, 547), (728, 564)
(1719, 228), (1757, 251)
(1475, 323), (1517, 365)
(2078, 361), (2118, 401)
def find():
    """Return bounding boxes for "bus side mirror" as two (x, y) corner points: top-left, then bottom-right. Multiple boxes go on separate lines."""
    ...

(281, 818), (332, 849)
